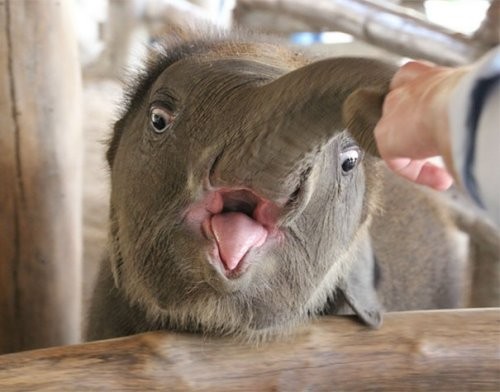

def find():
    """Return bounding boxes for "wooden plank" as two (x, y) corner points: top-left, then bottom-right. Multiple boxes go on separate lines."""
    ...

(0, 309), (498, 390)
(0, 0), (82, 353)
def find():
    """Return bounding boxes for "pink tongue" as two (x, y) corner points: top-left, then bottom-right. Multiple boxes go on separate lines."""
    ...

(211, 212), (267, 271)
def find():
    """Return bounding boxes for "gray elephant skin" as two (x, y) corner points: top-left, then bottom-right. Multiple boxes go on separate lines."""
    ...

(86, 31), (490, 342)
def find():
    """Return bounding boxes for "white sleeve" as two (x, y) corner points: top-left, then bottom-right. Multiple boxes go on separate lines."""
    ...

(448, 46), (500, 227)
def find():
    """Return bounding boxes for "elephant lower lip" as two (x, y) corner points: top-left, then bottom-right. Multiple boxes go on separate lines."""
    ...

(201, 213), (267, 278)
(210, 212), (268, 271)
(206, 244), (253, 279)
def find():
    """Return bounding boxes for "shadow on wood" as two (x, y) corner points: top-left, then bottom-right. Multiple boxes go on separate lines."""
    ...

(0, 309), (498, 391)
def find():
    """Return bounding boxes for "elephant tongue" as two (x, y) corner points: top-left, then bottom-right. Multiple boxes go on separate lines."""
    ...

(211, 212), (267, 271)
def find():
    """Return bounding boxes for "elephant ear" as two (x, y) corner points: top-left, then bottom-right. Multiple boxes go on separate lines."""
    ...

(337, 239), (384, 328)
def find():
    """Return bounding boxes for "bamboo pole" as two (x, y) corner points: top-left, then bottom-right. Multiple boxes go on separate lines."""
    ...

(0, 0), (82, 353)
(0, 309), (498, 391)
(233, 0), (493, 65)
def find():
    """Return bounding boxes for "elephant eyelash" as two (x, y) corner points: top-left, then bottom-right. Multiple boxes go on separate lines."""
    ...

(150, 99), (176, 113)
(339, 134), (359, 151)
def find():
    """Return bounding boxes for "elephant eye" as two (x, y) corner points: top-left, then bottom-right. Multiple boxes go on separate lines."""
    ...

(150, 107), (174, 133)
(340, 148), (360, 173)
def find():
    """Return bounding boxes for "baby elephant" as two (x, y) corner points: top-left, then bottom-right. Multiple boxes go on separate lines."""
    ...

(86, 31), (487, 341)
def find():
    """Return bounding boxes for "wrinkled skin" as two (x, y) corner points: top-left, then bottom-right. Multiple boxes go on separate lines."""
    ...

(86, 32), (477, 341)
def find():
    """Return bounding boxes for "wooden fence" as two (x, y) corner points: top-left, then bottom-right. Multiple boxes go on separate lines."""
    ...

(0, 309), (498, 391)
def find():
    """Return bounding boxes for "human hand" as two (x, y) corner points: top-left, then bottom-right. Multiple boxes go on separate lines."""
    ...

(374, 61), (469, 190)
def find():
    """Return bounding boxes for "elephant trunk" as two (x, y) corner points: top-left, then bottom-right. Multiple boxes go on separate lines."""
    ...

(211, 57), (396, 203)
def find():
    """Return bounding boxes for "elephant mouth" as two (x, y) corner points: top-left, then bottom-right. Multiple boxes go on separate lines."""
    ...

(198, 188), (283, 279)
(184, 151), (313, 278)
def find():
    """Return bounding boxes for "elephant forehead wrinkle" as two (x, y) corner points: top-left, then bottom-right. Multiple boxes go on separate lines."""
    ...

(165, 57), (285, 86)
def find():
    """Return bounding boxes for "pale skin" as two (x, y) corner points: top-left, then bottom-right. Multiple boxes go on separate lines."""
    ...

(374, 61), (470, 191)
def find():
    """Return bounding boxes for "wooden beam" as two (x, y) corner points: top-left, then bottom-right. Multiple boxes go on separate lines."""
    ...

(233, 0), (493, 66)
(0, 309), (498, 390)
(0, 0), (82, 353)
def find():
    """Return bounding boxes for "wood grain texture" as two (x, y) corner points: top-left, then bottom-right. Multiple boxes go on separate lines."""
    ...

(0, 309), (498, 391)
(0, 0), (82, 353)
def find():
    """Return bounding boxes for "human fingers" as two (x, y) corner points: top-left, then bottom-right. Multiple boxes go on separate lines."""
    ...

(374, 96), (440, 161)
(386, 158), (453, 190)
(390, 60), (437, 90)
(414, 162), (454, 190)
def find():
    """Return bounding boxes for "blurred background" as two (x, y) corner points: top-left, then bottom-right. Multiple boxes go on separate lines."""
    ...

(76, 0), (494, 73)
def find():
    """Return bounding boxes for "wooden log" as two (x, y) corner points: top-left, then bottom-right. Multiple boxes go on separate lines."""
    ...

(0, 309), (498, 391)
(0, 0), (82, 353)
(233, 0), (492, 66)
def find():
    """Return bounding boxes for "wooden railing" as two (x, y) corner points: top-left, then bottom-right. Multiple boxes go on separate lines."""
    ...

(0, 309), (498, 391)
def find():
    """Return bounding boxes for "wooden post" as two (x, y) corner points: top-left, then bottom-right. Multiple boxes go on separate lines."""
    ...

(0, 310), (498, 390)
(0, 0), (82, 353)
(85, 0), (137, 78)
